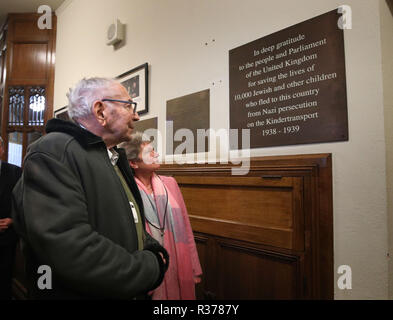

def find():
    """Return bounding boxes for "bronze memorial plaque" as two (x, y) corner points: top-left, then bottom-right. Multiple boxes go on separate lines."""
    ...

(133, 117), (158, 149)
(166, 89), (210, 155)
(229, 9), (348, 149)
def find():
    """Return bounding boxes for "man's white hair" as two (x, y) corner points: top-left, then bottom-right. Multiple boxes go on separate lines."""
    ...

(67, 77), (120, 120)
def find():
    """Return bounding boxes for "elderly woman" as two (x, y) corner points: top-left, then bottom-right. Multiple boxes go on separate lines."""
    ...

(119, 132), (202, 300)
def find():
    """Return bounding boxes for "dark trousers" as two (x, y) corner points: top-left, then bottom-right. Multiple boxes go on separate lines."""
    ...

(0, 241), (17, 300)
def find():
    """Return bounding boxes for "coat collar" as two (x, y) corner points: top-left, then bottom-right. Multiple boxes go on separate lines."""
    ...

(46, 118), (104, 149)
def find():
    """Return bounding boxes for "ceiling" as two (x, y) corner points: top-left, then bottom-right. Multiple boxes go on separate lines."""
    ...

(0, 0), (66, 28)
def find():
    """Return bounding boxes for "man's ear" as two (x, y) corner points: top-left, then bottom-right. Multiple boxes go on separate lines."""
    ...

(128, 160), (138, 169)
(92, 100), (106, 125)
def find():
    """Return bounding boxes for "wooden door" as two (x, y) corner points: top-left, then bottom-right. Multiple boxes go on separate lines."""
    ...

(0, 13), (56, 164)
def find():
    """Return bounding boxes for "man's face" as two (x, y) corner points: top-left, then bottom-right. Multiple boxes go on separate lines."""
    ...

(102, 83), (140, 144)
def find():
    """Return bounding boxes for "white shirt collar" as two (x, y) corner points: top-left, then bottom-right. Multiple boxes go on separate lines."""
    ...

(107, 148), (119, 166)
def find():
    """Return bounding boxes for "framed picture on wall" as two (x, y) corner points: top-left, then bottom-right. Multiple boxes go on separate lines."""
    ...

(54, 106), (70, 121)
(117, 63), (149, 115)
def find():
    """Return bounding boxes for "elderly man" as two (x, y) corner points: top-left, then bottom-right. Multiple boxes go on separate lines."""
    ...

(12, 77), (168, 299)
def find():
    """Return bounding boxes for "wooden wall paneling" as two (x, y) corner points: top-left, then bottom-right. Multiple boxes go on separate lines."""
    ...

(194, 233), (209, 299)
(178, 175), (304, 250)
(44, 14), (56, 124)
(8, 14), (51, 42)
(216, 239), (300, 299)
(157, 153), (333, 299)
(291, 177), (304, 251)
(9, 43), (49, 81)
(315, 156), (333, 299)
(302, 174), (313, 298)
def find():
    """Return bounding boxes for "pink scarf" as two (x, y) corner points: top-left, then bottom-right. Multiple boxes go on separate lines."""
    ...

(135, 173), (202, 300)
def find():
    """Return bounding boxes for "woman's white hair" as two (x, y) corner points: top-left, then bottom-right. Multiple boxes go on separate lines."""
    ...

(67, 77), (120, 120)
(119, 132), (151, 161)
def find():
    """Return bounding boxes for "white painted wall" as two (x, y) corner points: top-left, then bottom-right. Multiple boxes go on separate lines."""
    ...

(380, 0), (393, 300)
(54, 0), (390, 299)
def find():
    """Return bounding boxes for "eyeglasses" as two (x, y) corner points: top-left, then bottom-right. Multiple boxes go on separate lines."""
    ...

(101, 98), (137, 114)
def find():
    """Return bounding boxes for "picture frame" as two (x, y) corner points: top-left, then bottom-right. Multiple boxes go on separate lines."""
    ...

(117, 63), (149, 115)
(54, 106), (70, 121)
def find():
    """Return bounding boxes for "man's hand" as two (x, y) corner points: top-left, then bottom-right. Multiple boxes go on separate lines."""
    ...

(0, 218), (13, 232)
(159, 252), (167, 265)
